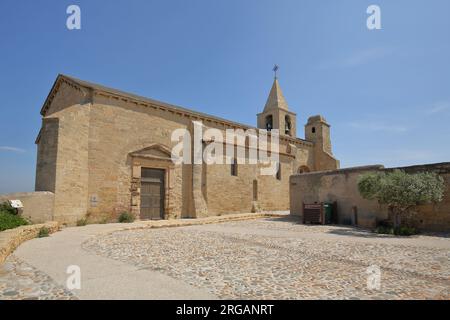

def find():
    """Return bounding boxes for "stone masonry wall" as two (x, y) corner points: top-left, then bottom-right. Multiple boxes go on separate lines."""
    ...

(35, 118), (59, 192)
(36, 78), (335, 223)
(0, 192), (54, 224)
(86, 95), (191, 221)
(290, 163), (450, 232)
(0, 221), (59, 264)
(40, 81), (91, 224)
(83, 94), (317, 221)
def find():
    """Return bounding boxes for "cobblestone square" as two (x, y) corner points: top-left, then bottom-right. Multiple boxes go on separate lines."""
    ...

(1, 217), (449, 300)
(82, 217), (450, 299)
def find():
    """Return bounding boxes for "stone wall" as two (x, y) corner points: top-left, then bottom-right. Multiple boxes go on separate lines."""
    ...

(39, 81), (91, 224)
(35, 76), (339, 223)
(290, 163), (450, 232)
(86, 96), (191, 221)
(0, 192), (54, 224)
(35, 118), (59, 192)
(386, 163), (450, 231)
(0, 221), (59, 264)
(38, 86), (318, 222)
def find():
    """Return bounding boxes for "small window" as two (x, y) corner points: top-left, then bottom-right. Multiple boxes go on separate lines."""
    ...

(253, 180), (258, 201)
(312, 127), (316, 133)
(297, 166), (311, 174)
(276, 162), (281, 180)
(231, 158), (238, 176)
(265, 115), (273, 131)
(285, 115), (292, 135)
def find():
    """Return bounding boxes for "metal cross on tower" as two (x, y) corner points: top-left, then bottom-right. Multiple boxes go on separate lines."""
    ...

(273, 64), (279, 79)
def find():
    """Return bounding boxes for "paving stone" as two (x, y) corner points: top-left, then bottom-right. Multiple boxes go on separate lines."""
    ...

(1, 217), (449, 300)
(82, 218), (450, 300)
(0, 255), (77, 300)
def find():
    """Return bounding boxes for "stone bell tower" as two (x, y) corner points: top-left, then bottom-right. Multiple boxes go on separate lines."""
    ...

(257, 71), (297, 137)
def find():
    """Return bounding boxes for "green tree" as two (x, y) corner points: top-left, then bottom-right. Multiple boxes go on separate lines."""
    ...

(358, 170), (445, 228)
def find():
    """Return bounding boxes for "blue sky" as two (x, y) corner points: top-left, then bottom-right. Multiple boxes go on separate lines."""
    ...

(1, 0), (449, 193)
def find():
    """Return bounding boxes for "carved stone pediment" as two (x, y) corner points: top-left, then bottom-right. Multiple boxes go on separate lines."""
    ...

(129, 143), (174, 161)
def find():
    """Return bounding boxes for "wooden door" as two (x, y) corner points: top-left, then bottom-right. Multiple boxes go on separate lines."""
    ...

(140, 168), (165, 220)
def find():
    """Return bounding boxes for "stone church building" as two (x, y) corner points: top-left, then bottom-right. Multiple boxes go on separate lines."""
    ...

(35, 74), (339, 224)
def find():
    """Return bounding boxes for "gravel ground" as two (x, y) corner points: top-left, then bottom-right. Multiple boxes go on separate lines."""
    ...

(82, 218), (450, 300)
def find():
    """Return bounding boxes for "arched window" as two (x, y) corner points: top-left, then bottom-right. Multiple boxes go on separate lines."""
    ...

(265, 115), (273, 131)
(285, 115), (292, 135)
(297, 165), (311, 174)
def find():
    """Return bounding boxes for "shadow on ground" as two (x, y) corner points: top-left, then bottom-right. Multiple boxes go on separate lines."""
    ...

(263, 215), (450, 239)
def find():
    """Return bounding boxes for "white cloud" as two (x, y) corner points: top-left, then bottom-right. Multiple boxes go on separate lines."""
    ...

(347, 121), (408, 133)
(319, 47), (393, 69)
(425, 101), (450, 115)
(0, 146), (26, 153)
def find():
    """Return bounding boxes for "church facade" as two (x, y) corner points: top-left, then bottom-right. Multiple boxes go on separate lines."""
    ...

(35, 74), (339, 224)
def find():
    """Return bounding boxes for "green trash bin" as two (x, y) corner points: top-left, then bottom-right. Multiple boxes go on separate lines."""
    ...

(323, 203), (333, 224)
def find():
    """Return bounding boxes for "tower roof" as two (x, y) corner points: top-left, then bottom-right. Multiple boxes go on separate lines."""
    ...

(263, 78), (289, 112)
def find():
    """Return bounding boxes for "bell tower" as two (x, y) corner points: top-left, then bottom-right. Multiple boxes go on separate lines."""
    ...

(257, 66), (297, 137)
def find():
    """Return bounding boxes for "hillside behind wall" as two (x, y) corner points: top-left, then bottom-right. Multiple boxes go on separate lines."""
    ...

(289, 163), (450, 232)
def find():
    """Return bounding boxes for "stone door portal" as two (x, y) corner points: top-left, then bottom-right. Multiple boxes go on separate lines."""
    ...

(140, 168), (165, 220)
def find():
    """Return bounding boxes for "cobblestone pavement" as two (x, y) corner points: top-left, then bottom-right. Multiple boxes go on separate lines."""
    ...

(0, 255), (77, 300)
(83, 218), (450, 300)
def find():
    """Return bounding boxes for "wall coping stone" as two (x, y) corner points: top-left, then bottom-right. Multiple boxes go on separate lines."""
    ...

(291, 165), (385, 179)
(291, 162), (450, 180)
(0, 191), (54, 198)
(117, 212), (287, 233)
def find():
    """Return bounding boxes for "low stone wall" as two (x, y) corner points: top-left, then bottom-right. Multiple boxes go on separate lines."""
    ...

(118, 211), (288, 232)
(0, 192), (54, 223)
(0, 221), (59, 264)
(290, 162), (450, 232)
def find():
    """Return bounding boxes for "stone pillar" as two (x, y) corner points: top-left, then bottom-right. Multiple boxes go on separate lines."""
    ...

(190, 121), (208, 218)
(192, 163), (208, 217)
(130, 164), (141, 219)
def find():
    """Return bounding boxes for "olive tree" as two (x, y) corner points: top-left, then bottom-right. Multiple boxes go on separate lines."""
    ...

(358, 170), (445, 227)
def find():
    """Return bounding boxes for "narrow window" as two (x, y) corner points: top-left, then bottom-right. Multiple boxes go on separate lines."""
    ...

(253, 180), (258, 201)
(312, 127), (316, 133)
(231, 158), (238, 176)
(276, 162), (281, 180)
(285, 115), (291, 135)
(265, 115), (273, 131)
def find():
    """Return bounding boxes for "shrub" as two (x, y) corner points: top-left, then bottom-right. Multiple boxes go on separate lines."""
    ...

(0, 209), (28, 231)
(38, 227), (50, 238)
(375, 225), (418, 236)
(76, 218), (88, 226)
(118, 212), (135, 223)
(0, 202), (17, 215)
(374, 225), (394, 235)
(358, 170), (445, 228)
(377, 219), (392, 228)
(394, 226), (418, 236)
